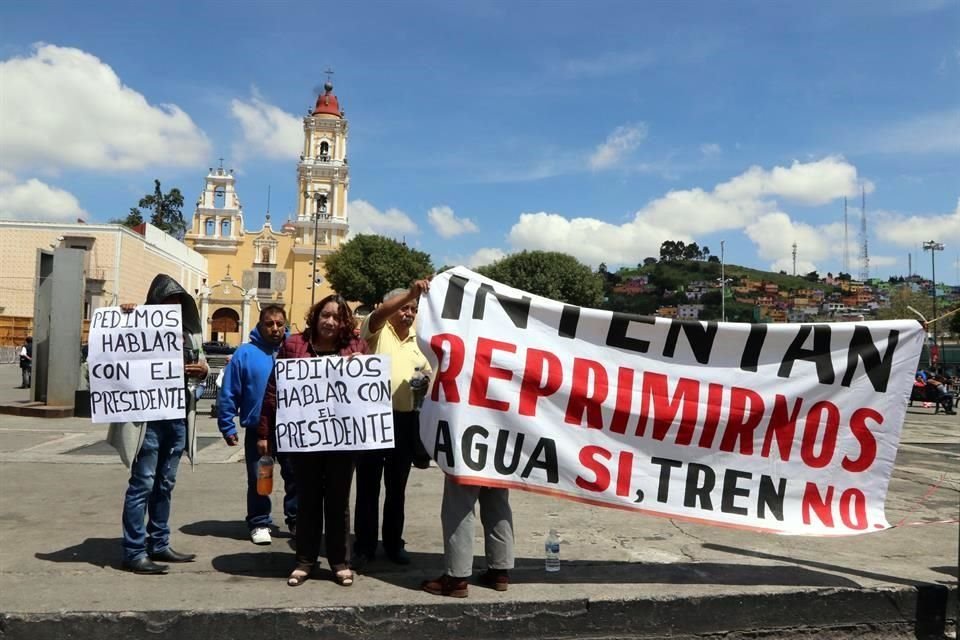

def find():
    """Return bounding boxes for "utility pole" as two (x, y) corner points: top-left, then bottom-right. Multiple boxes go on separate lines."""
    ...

(922, 240), (944, 364)
(721, 240), (727, 322)
(792, 241), (797, 277)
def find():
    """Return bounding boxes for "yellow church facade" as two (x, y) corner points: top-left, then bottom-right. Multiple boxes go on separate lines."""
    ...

(184, 81), (350, 343)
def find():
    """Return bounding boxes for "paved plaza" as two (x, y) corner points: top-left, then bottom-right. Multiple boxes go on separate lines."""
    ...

(0, 363), (956, 639)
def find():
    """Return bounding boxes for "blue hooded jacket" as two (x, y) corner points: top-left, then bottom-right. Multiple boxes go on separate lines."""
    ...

(217, 325), (285, 437)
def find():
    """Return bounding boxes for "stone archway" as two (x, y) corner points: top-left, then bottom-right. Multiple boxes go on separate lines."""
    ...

(210, 307), (240, 335)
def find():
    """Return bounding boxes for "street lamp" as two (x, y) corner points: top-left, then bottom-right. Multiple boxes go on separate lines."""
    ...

(922, 240), (944, 365)
(305, 190), (330, 308)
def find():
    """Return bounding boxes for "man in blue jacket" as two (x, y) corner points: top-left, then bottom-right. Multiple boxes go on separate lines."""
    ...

(217, 305), (297, 545)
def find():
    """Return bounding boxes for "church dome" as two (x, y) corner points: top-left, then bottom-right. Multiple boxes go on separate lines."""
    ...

(312, 81), (342, 117)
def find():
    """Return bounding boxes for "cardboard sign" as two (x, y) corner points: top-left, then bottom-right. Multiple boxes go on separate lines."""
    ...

(274, 355), (394, 453)
(417, 267), (924, 536)
(88, 305), (185, 423)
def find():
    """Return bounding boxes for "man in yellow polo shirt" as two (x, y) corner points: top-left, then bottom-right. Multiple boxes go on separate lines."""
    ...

(353, 279), (431, 567)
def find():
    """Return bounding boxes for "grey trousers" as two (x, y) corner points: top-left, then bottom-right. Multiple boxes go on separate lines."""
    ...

(441, 476), (514, 578)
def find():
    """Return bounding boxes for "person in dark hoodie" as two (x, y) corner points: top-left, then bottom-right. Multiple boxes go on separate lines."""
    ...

(108, 274), (208, 575)
(217, 304), (297, 545)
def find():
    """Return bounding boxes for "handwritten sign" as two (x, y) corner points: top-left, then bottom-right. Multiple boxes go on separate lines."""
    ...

(417, 267), (924, 536)
(274, 355), (394, 453)
(88, 305), (185, 423)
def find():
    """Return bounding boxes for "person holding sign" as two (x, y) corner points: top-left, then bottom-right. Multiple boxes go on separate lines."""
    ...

(107, 274), (208, 575)
(218, 305), (298, 545)
(258, 294), (367, 587)
(353, 280), (432, 568)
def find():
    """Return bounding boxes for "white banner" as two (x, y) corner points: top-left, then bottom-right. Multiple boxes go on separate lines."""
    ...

(88, 305), (186, 424)
(417, 267), (925, 536)
(274, 355), (394, 453)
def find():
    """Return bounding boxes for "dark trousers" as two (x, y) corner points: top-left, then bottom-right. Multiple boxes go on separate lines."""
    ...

(353, 410), (418, 557)
(291, 451), (355, 571)
(244, 427), (297, 530)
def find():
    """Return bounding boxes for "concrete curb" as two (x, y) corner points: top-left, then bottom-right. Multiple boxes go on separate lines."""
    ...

(2, 585), (954, 640)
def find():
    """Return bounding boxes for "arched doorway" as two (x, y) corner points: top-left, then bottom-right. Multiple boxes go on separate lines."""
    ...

(210, 307), (240, 343)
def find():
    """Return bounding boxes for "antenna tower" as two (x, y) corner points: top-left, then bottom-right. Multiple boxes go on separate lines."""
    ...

(858, 186), (869, 281)
(792, 241), (797, 276)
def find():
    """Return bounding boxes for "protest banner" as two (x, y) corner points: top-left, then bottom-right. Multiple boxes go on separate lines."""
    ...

(274, 354), (394, 453)
(416, 267), (925, 536)
(87, 305), (186, 423)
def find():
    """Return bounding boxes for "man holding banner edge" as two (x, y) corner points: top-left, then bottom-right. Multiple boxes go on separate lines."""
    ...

(353, 279), (433, 568)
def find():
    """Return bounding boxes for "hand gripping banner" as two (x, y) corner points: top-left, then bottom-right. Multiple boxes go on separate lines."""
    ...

(416, 267), (924, 536)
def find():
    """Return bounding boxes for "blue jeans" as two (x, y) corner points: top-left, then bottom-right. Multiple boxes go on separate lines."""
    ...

(244, 427), (297, 530)
(121, 419), (186, 563)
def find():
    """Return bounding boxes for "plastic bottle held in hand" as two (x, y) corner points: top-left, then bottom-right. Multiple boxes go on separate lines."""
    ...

(256, 455), (274, 496)
(409, 366), (429, 411)
(545, 529), (561, 572)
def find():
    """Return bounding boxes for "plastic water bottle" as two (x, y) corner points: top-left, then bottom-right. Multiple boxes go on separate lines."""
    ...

(410, 366), (429, 410)
(256, 456), (274, 496)
(545, 529), (560, 572)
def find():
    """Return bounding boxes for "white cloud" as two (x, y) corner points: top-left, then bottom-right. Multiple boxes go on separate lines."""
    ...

(508, 212), (689, 266)
(563, 51), (655, 78)
(861, 109), (960, 155)
(700, 143), (722, 157)
(589, 124), (648, 170)
(230, 92), (302, 161)
(347, 199), (418, 238)
(441, 247), (507, 270)
(427, 205), (479, 238)
(744, 212), (841, 274)
(875, 198), (960, 247)
(713, 157), (870, 207)
(465, 247), (506, 268)
(0, 44), (210, 172)
(507, 157), (869, 267)
(0, 173), (88, 222)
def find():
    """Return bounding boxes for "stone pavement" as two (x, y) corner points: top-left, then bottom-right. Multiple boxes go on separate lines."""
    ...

(0, 363), (956, 639)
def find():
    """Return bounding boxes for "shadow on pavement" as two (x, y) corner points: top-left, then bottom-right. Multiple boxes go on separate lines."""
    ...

(211, 548), (859, 590)
(180, 519), (252, 541)
(930, 564), (959, 579)
(35, 537), (122, 570)
(703, 543), (928, 586)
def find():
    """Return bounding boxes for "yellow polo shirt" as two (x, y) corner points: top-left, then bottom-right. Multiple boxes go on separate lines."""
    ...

(361, 315), (430, 412)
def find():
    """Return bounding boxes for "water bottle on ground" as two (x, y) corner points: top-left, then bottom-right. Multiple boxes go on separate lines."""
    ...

(545, 528), (560, 572)
(256, 456), (274, 496)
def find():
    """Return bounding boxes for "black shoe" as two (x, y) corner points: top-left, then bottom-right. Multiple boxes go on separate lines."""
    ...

(412, 456), (432, 470)
(351, 553), (372, 571)
(149, 548), (196, 563)
(122, 557), (169, 575)
(386, 547), (411, 565)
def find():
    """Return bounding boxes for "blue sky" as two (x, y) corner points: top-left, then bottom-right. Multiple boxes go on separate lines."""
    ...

(1, 0), (958, 283)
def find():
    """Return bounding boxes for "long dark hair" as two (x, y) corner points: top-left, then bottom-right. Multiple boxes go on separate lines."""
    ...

(305, 294), (355, 348)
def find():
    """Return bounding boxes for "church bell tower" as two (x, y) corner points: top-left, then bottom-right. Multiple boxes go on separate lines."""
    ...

(290, 76), (350, 312)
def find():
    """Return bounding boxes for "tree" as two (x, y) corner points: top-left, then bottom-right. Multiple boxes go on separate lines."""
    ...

(876, 285), (934, 322)
(476, 250), (604, 307)
(659, 240), (686, 262)
(110, 207), (143, 228)
(324, 234), (434, 307)
(642, 257), (658, 267)
(131, 180), (186, 238)
(682, 242), (701, 261)
(707, 255), (720, 264)
(805, 271), (820, 282)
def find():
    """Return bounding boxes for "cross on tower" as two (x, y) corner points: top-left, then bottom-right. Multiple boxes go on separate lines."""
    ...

(324, 67), (334, 83)
(218, 157), (224, 169)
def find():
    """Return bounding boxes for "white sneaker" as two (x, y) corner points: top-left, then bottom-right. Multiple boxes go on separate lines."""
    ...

(250, 527), (272, 545)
